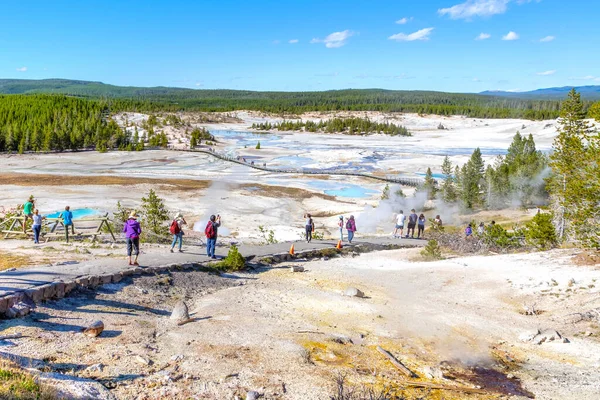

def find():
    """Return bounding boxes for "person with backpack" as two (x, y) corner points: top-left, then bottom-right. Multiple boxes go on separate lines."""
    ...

(417, 213), (426, 239)
(406, 209), (418, 239)
(465, 223), (473, 238)
(123, 211), (142, 266)
(205, 214), (221, 259)
(169, 213), (187, 253)
(393, 210), (405, 238)
(338, 216), (344, 242)
(304, 213), (314, 243)
(346, 215), (357, 243)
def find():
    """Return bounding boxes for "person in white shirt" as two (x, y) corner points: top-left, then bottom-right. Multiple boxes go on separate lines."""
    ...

(32, 209), (45, 244)
(393, 211), (406, 238)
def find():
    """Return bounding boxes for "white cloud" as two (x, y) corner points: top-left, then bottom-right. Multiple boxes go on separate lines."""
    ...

(288, 39), (299, 44)
(16, 66), (27, 72)
(438, 0), (509, 19)
(396, 17), (413, 24)
(195, 82), (203, 87)
(536, 70), (556, 76)
(539, 35), (555, 42)
(272, 40), (281, 44)
(311, 30), (355, 48)
(388, 27), (434, 42)
(475, 32), (491, 40)
(570, 75), (600, 82)
(473, 77), (482, 82)
(502, 31), (519, 40)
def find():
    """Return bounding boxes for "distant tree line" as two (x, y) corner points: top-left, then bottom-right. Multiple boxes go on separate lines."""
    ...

(0, 94), (126, 152)
(251, 118), (411, 136)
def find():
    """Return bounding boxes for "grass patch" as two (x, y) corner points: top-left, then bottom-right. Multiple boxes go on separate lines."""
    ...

(0, 252), (32, 271)
(0, 361), (56, 400)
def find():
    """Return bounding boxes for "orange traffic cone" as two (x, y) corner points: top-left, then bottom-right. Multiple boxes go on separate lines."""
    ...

(289, 244), (295, 255)
(336, 240), (343, 249)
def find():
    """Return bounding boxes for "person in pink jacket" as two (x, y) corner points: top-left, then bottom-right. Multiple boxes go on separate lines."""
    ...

(346, 215), (357, 243)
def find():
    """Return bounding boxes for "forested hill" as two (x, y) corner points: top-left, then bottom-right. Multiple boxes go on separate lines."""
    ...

(481, 85), (600, 100)
(0, 78), (563, 119)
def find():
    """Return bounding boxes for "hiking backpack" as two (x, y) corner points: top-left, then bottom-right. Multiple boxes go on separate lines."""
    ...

(205, 221), (215, 238)
(169, 220), (181, 235)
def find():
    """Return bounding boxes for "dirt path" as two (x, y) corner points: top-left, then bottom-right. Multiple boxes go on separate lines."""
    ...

(0, 248), (599, 399)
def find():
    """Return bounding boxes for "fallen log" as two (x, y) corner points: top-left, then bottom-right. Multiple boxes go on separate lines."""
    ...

(0, 333), (25, 341)
(402, 380), (488, 395)
(376, 346), (415, 378)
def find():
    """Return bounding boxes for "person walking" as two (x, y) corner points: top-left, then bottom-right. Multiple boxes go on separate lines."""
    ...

(32, 209), (45, 244)
(433, 215), (443, 230)
(346, 215), (357, 243)
(465, 223), (473, 238)
(304, 214), (314, 243)
(123, 211), (142, 266)
(338, 216), (344, 242)
(417, 213), (426, 239)
(60, 206), (75, 243)
(205, 214), (221, 259)
(406, 209), (418, 238)
(22, 195), (35, 233)
(393, 210), (405, 238)
(477, 222), (485, 235)
(169, 213), (187, 253)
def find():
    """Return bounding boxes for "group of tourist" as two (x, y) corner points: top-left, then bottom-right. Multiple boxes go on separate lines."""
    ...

(465, 220), (496, 238)
(392, 209), (441, 240)
(21, 196), (75, 243)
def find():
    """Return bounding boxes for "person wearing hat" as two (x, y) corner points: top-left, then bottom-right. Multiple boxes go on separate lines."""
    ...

(123, 211), (142, 266)
(22, 195), (35, 233)
(337, 215), (345, 242)
(169, 212), (187, 253)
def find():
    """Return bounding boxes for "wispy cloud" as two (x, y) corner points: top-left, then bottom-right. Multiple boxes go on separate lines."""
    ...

(16, 66), (27, 72)
(502, 31), (519, 40)
(311, 30), (355, 48)
(569, 75), (600, 82)
(438, 0), (510, 19)
(472, 77), (482, 82)
(288, 39), (299, 44)
(539, 35), (555, 42)
(438, 0), (538, 20)
(388, 27), (434, 42)
(395, 17), (413, 24)
(475, 32), (491, 40)
(272, 40), (281, 45)
(536, 70), (556, 76)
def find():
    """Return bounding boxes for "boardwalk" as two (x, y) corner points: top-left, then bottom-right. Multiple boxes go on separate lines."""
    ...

(0, 237), (424, 312)
(176, 148), (429, 187)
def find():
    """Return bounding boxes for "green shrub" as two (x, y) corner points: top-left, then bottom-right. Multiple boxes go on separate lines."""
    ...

(256, 141), (261, 149)
(258, 225), (278, 244)
(217, 245), (246, 271)
(420, 239), (443, 261)
(483, 224), (521, 249)
(525, 212), (557, 250)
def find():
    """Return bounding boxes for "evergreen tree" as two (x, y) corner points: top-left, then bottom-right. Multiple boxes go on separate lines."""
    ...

(440, 156), (457, 202)
(460, 148), (485, 209)
(549, 90), (600, 247)
(423, 167), (438, 200)
(140, 189), (170, 236)
(589, 101), (600, 122)
(256, 141), (261, 149)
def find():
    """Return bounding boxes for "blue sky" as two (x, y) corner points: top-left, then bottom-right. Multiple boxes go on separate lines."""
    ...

(1, 0), (598, 92)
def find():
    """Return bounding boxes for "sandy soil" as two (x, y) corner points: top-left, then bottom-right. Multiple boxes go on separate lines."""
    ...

(1, 248), (599, 399)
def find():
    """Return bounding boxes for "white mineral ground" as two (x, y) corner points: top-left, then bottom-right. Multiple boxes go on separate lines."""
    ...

(0, 111), (599, 399)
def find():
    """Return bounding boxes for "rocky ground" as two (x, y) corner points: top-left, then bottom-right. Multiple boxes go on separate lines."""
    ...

(0, 247), (598, 399)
